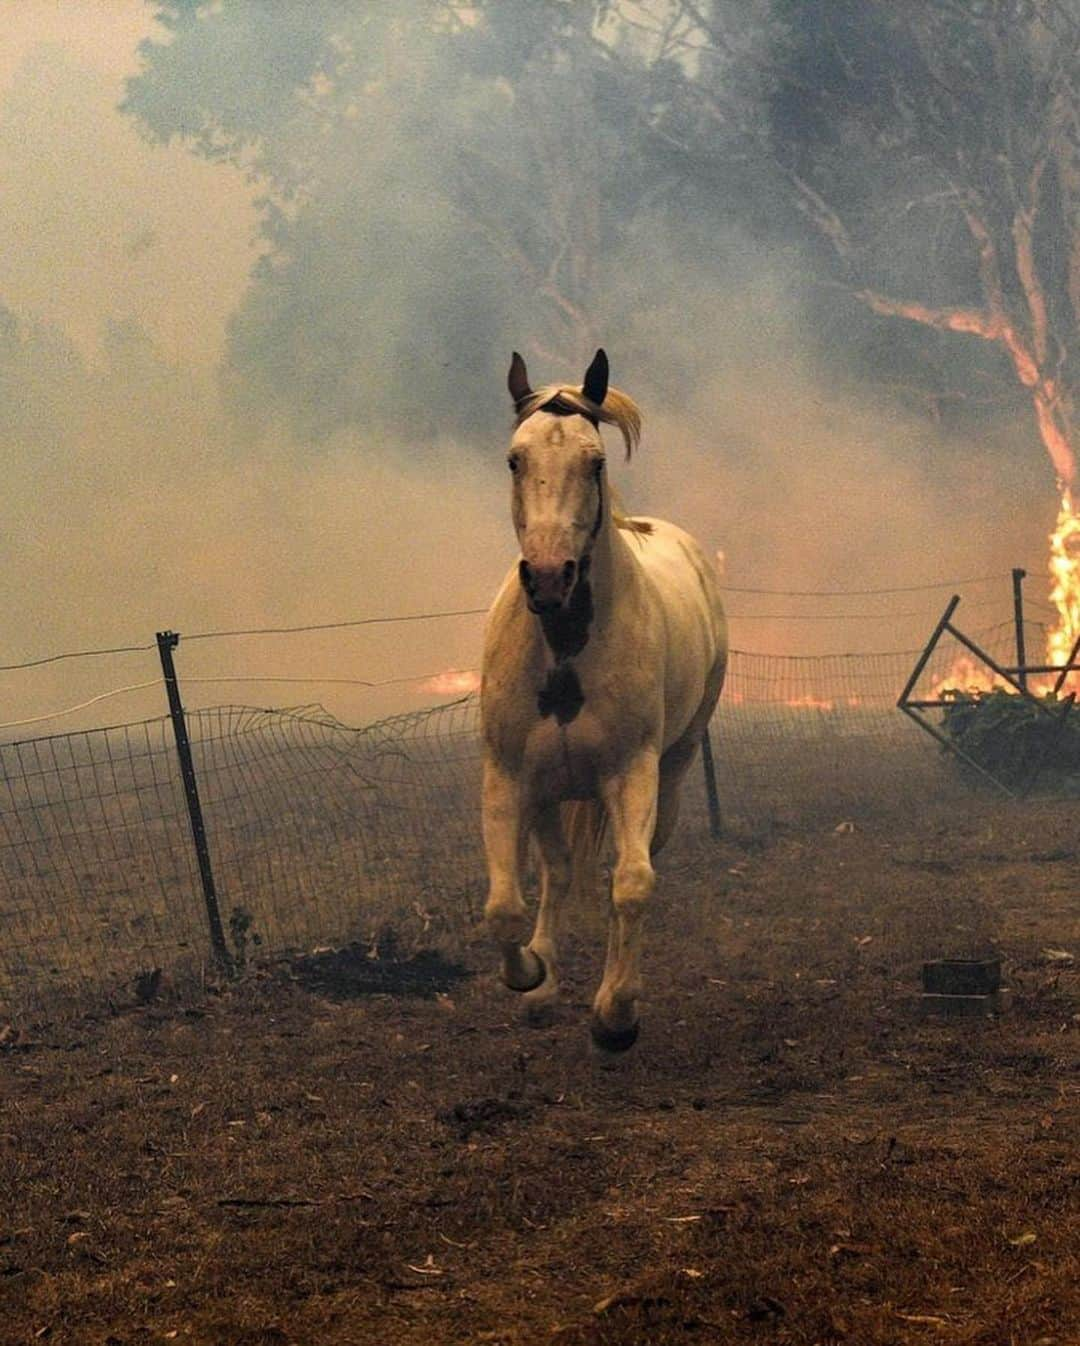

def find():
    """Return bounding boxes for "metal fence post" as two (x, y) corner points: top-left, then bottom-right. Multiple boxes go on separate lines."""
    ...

(701, 725), (722, 838)
(156, 630), (233, 972)
(1012, 568), (1027, 692)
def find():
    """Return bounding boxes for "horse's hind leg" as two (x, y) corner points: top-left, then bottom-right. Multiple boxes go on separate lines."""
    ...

(521, 805), (570, 1018)
(653, 662), (725, 856)
(651, 735), (698, 858)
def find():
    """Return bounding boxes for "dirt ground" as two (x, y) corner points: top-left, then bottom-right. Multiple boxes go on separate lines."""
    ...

(1, 797), (1077, 1345)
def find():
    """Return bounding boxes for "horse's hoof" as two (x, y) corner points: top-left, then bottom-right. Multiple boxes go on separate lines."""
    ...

(523, 970), (559, 1024)
(589, 1015), (640, 1055)
(504, 949), (546, 994)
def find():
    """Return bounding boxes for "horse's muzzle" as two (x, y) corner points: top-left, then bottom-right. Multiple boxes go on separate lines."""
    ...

(520, 558), (577, 614)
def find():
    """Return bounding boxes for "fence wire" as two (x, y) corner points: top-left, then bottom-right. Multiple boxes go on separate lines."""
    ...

(0, 627), (1049, 1017)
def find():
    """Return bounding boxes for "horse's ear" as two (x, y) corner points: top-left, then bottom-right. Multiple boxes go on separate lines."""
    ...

(508, 351), (532, 409)
(583, 348), (608, 406)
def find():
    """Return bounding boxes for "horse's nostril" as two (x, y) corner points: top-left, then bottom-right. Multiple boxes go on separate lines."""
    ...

(519, 559), (533, 590)
(562, 560), (576, 587)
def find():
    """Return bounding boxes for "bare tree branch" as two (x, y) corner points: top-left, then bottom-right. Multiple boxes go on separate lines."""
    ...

(854, 290), (999, 339)
(1012, 154), (1052, 368)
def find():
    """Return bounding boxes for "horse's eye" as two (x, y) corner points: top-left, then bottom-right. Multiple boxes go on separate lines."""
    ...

(508, 455), (520, 473)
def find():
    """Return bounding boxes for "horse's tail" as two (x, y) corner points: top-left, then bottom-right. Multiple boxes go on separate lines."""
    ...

(560, 800), (608, 907)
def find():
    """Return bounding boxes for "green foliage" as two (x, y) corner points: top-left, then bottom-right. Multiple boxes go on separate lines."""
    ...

(940, 689), (1080, 791)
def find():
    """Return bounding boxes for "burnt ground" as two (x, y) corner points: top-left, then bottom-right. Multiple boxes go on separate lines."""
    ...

(1, 798), (1078, 1345)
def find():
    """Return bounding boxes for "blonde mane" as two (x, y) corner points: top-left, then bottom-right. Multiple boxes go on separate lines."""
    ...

(610, 487), (653, 537)
(515, 382), (642, 460)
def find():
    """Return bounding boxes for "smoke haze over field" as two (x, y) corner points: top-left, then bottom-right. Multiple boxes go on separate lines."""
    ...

(0, 1), (1064, 733)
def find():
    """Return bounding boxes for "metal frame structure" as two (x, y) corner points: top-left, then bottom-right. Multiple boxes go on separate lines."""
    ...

(898, 574), (1080, 797)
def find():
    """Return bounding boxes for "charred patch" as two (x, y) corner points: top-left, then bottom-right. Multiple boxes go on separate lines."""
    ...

(288, 942), (471, 1000)
(538, 662), (585, 724)
(436, 1097), (533, 1140)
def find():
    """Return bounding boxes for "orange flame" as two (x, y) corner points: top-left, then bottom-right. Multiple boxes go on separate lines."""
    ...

(786, 695), (835, 711)
(929, 655), (1006, 702)
(1045, 488), (1080, 694)
(421, 668), (481, 696)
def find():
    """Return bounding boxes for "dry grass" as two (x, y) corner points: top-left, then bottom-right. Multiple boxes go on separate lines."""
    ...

(1, 794), (1077, 1345)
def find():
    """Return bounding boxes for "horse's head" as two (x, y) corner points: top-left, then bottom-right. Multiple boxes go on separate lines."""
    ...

(505, 349), (639, 615)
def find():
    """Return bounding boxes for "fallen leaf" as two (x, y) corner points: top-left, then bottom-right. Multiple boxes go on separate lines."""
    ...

(406, 1254), (444, 1276)
(593, 1289), (667, 1315)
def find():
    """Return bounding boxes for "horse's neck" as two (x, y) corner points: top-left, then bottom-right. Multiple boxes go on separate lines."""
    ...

(588, 512), (639, 617)
(532, 513), (638, 663)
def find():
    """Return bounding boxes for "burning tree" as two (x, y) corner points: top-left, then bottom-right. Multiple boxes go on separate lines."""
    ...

(633, 0), (1080, 678)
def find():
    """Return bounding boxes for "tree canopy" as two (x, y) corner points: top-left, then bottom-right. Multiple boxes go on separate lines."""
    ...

(124, 1), (664, 442)
(124, 0), (1080, 482)
(643, 0), (1080, 484)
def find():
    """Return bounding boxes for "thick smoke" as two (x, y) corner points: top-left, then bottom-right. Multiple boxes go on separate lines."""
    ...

(0, 4), (1057, 734)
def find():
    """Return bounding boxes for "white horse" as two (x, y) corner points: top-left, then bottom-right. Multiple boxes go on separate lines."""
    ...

(480, 349), (727, 1055)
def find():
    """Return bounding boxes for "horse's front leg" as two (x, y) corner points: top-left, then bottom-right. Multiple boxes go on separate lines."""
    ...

(519, 803), (571, 1017)
(481, 759), (545, 992)
(592, 749), (660, 1055)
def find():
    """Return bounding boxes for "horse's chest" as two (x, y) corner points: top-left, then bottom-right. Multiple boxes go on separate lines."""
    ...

(487, 663), (649, 801)
(523, 711), (610, 800)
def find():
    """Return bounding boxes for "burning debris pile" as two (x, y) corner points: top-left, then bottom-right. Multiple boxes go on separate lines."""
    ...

(902, 465), (1080, 795)
(933, 490), (1080, 702)
(939, 689), (1080, 792)
(919, 484), (1080, 794)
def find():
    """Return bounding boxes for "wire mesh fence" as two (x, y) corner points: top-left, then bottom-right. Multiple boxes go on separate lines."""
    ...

(0, 622), (1051, 1018)
(0, 719), (205, 1008)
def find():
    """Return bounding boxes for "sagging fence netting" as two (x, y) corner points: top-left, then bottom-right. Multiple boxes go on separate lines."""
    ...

(0, 622), (1048, 1015)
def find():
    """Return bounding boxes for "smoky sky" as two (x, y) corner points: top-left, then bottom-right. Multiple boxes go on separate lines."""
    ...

(0, 2), (1062, 734)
